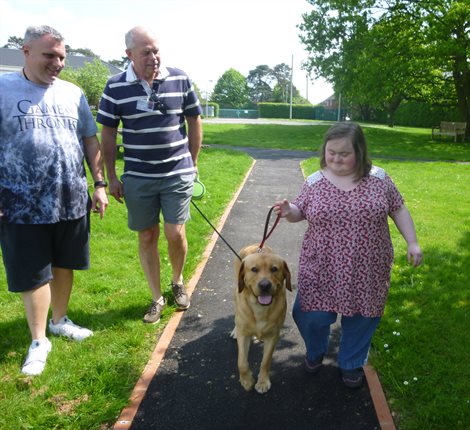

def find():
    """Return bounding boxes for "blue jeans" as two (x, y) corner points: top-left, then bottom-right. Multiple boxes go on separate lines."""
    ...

(292, 294), (381, 370)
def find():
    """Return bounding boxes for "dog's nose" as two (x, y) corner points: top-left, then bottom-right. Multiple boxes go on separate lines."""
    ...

(258, 279), (272, 292)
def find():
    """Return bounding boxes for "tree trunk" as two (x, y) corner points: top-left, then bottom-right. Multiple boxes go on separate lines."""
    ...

(386, 95), (404, 128)
(452, 54), (470, 141)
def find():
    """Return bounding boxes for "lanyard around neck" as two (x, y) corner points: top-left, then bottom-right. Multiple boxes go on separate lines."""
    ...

(140, 79), (154, 98)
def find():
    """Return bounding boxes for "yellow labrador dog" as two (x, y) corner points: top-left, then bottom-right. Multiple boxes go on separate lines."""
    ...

(231, 244), (292, 394)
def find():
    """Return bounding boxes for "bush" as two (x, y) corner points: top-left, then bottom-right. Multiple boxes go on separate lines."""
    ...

(374, 101), (463, 127)
(61, 59), (110, 107)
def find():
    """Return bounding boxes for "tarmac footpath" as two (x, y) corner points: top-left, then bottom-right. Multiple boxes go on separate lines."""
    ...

(114, 146), (396, 430)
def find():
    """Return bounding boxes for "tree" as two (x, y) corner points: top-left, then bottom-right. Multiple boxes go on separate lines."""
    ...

(271, 63), (292, 103)
(299, 1), (428, 125)
(211, 68), (250, 108)
(66, 47), (98, 57)
(109, 57), (129, 69)
(300, 0), (469, 135)
(247, 65), (274, 103)
(246, 63), (307, 105)
(420, 0), (470, 137)
(3, 36), (23, 48)
(341, 13), (432, 125)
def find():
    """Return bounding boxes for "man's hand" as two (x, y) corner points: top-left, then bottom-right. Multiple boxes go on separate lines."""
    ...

(91, 187), (109, 218)
(108, 178), (124, 204)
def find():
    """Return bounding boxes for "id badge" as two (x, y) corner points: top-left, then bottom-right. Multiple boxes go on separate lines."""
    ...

(137, 99), (155, 112)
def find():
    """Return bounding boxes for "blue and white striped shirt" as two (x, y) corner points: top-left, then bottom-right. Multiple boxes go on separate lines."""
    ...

(97, 65), (202, 179)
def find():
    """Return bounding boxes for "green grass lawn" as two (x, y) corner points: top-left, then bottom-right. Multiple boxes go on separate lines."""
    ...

(203, 121), (470, 161)
(1, 121), (469, 429)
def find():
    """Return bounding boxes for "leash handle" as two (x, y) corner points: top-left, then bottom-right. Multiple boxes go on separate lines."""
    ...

(258, 206), (281, 250)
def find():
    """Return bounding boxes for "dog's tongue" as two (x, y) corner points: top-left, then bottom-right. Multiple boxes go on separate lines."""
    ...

(258, 295), (272, 305)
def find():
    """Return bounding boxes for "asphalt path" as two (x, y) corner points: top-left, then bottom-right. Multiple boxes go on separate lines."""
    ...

(126, 146), (382, 430)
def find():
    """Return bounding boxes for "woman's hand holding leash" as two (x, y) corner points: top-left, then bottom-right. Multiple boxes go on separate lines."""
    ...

(274, 200), (304, 223)
(274, 199), (291, 218)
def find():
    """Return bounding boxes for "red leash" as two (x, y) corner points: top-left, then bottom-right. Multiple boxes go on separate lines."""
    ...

(258, 206), (281, 250)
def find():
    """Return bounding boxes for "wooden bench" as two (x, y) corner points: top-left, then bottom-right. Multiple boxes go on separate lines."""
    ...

(432, 121), (467, 142)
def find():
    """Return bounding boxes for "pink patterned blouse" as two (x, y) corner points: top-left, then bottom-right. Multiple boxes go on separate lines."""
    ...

(292, 166), (404, 317)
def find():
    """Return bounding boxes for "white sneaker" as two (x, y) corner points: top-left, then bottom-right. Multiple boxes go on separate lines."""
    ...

(48, 316), (93, 341)
(22, 338), (52, 376)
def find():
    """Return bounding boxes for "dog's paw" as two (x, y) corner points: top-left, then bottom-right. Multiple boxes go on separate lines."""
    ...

(239, 373), (255, 391)
(255, 377), (272, 394)
(229, 328), (237, 339)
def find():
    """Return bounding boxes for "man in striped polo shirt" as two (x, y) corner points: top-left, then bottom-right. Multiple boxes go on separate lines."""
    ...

(97, 26), (203, 324)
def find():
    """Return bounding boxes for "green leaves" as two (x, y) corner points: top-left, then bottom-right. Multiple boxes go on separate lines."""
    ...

(299, 0), (469, 135)
(61, 59), (110, 108)
(211, 68), (250, 109)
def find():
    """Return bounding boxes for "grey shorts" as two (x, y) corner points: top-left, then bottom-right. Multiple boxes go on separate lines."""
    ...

(0, 215), (90, 293)
(122, 173), (195, 231)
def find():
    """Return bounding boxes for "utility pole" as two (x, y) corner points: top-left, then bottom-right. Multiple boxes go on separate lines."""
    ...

(205, 80), (213, 117)
(306, 74), (309, 102)
(337, 93), (342, 122)
(289, 54), (293, 120)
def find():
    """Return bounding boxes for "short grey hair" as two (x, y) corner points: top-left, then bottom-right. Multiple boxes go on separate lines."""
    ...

(125, 26), (156, 50)
(24, 25), (64, 45)
(125, 27), (136, 50)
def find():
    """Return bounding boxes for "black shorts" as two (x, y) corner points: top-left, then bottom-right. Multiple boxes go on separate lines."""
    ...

(0, 215), (90, 293)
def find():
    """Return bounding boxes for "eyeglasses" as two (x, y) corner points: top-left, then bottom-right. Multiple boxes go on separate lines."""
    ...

(149, 91), (167, 114)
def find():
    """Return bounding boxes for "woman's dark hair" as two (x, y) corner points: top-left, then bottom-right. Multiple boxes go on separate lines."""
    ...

(319, 122), (372, 180)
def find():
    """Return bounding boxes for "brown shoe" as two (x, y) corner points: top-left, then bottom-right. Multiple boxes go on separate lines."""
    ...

(304, 354), (324, 374)
(143, 297), (166, 324)
(171, 282), (190, 310)
(341, 367), (365, 388)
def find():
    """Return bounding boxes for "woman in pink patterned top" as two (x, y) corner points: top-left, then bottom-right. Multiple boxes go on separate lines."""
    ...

(275, 122), (422, 388)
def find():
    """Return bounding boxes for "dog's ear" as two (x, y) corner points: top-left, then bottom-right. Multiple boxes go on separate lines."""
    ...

(238, 261), (246, 293)
(283, 261), (292, 291)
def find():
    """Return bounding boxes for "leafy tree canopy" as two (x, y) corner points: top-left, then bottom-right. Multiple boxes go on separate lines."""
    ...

(247, 65), (275, 103)
(299, 0), (469, 132)
(108, 57), (129, 69)
(66, 46), (98, 57)
(3, 36), (23, 49)
(211, 68), (250, 109)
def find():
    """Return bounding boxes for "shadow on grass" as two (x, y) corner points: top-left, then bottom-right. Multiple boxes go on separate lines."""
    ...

(0, 303), (153, 364)
(388, 227), (470, 325)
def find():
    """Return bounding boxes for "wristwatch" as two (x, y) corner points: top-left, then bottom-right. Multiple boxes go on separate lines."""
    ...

(94, 180), (108, 189)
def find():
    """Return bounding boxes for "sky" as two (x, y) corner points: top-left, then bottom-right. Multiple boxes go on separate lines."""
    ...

(0, 0), (333, 104)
